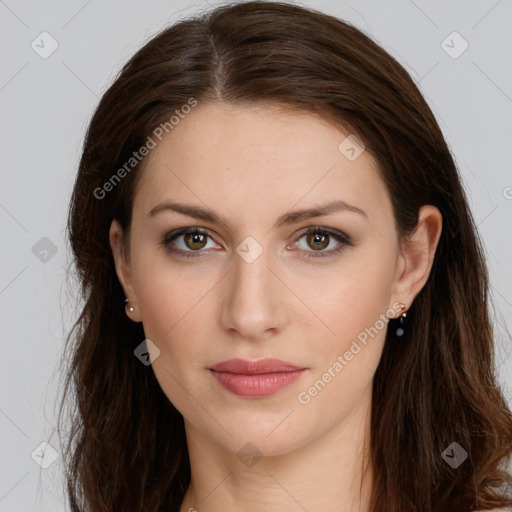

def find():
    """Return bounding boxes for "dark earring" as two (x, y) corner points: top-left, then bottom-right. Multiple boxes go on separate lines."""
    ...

(395, 302), (407, 337)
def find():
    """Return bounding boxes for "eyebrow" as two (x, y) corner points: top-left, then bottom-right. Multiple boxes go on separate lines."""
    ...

(147, 199), (368, 228)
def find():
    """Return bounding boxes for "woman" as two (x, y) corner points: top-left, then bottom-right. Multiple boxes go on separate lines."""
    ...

(58, 1), (512, 511)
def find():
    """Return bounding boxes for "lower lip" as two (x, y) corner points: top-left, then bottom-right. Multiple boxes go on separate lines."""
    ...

(210, 369), (306, 397)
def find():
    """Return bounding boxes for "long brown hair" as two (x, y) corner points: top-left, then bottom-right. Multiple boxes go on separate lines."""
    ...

(58, 1), (512, 510)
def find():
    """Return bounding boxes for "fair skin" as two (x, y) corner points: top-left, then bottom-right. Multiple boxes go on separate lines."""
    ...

(110, 102), (443, 512)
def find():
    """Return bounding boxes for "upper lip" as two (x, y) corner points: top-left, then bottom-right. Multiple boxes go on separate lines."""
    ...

(209, 358), (305, 375)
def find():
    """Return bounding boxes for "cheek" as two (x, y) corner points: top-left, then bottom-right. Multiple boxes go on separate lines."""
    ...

(296, 268), (393, 416)
(131, 246), (206, 335)
(313, 253), (396, 349)
(132, 261), (208, 412)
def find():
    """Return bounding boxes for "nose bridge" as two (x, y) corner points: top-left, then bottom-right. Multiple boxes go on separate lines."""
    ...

(221, 239), (281, 340)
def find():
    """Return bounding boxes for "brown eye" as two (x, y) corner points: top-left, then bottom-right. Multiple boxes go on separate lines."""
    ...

(162, 228), (217, 258)
(183, 232), (208, 250)
(305, 232), (330, 251)
(295, 227), (353, 259)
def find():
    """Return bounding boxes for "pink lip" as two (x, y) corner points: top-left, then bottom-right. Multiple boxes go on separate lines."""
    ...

(209, 358), (306, 397)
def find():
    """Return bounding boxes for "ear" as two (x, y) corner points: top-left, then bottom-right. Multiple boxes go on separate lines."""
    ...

(109, 219), (142, 322)
(390, 205), (443, 315)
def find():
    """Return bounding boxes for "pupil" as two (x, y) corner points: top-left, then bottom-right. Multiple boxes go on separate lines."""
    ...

(187, 233), (206, 249)
(309, 233), (328, 250)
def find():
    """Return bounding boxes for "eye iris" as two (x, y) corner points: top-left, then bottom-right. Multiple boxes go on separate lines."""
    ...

(307, 233), (329, 251)
(184, 232), (207, 250)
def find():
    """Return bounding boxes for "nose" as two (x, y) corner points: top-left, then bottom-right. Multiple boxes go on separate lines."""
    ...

(220, 244), (285, 343)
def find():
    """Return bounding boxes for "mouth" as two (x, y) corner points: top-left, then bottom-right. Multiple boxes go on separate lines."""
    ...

(209, 358), (307, 398)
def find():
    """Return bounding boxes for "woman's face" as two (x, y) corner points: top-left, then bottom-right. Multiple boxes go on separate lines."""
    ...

(110, 101), (436, 458)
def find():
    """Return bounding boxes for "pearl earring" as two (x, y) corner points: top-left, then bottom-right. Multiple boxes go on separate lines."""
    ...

(124, 298), (134, 313)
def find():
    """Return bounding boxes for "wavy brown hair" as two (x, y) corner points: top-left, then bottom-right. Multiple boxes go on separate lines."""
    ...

(57, 1), (512, 511)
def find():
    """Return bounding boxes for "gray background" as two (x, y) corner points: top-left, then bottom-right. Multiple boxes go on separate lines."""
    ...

(1, 0), (511, 510)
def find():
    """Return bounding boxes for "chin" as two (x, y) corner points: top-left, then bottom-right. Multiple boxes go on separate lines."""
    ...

(198, 409), (315, 460)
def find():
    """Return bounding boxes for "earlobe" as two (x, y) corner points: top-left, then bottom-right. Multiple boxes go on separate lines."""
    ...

(394, 205), (443, 308)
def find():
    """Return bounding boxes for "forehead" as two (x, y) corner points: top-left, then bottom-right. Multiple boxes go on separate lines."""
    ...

(132, 102), (390, 229)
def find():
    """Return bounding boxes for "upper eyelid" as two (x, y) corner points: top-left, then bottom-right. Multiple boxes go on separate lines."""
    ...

(163, 225), (346, 238)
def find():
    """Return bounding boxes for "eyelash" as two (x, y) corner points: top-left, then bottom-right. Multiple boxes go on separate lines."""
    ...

(161, 226), (353, 260)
